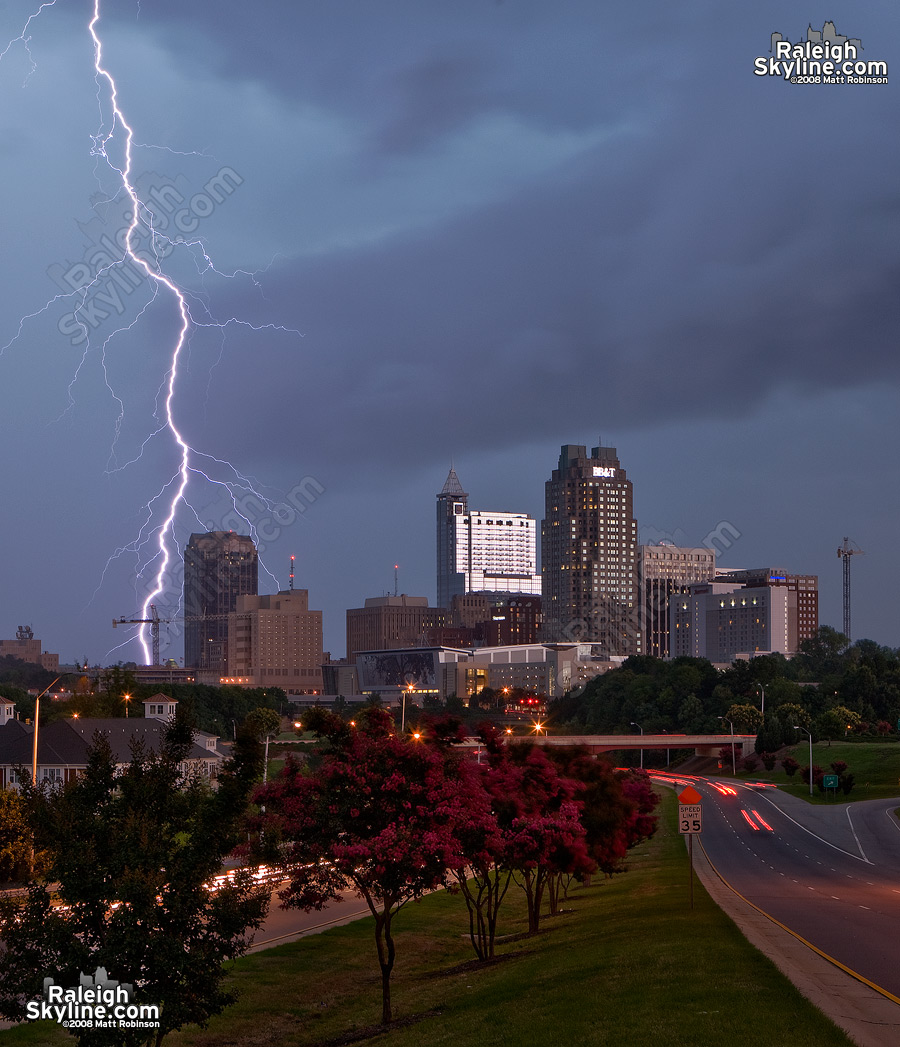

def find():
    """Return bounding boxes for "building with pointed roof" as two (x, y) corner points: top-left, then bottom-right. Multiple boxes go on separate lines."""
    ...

(436, 468), (541, 609)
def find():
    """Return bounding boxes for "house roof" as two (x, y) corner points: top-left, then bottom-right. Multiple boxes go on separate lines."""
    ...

(0, 718), (220, 768)
(0, 718), (33, 762)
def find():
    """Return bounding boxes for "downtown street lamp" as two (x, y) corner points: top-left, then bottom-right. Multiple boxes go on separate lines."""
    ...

(794, 725), (814, 797)
(402, 682), (415, 734)
(630, 721), (644, 770)
(718, 716), (736, 775)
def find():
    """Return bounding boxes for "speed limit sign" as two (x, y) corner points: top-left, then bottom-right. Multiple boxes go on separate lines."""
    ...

(679, 804), (702, 834)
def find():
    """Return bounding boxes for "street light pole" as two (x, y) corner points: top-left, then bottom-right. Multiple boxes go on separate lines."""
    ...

(794, 725), (813, 797)
(719, 716), (736, 775)
(756, 683), (765, 718)
(263, 732), (271, 783)
(31, 674), (72, 786)
(402, 683), (414, 734)
(630, 721), (644, 770)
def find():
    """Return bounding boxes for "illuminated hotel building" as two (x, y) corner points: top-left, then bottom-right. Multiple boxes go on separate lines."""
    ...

(541, 444), (639, 655)
(670, 568), (818, 662)
(436, 469), (541, 609)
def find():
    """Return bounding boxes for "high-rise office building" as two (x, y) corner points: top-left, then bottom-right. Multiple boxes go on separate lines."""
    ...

(541, 444), (639, 655)
(347, 595), (447, 661)
(183, 531), (258, 672)
(639, 544), (716, 659)
(436, 468), (540, 608)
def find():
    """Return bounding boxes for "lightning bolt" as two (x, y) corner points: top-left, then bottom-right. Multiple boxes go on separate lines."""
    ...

(2, 1), (300, 664)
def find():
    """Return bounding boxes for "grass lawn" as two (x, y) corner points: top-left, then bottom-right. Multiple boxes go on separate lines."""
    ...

(725, 740), (900, 803)
(5, 792), (855, 1047)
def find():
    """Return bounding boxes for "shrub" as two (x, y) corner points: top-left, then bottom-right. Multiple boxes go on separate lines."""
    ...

(830, 760), (848, 776)
(781, 756), (800, 777)
(840, 772), (855, 795)
(742, 754), (759, 773)
(801, 764), (824, 786)
(718, 745), (738, 767)
(760, 752), (777, 771)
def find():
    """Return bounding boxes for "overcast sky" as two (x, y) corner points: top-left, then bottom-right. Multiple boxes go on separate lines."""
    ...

(0, 0), (896, 665)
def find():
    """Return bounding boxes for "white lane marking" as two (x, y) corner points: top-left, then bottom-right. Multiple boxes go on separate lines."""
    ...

(884, 807), (900, 838)
(845, 806), (869, 863)
(743, 789), (872, 863)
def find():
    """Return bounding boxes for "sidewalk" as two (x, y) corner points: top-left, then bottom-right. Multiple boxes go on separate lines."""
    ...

(691, 790), (900, 1047)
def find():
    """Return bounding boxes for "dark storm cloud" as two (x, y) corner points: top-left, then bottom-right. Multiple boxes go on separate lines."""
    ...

(370, 52), (501, 156)
(188, 75), (900, 483)
(2, 0), (898, 659)
(105, 0), (895, 489)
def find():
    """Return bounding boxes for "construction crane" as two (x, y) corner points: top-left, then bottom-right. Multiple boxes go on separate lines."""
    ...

(837, 537), (864, 640)
(113, 605), (162, 665)
(113, 609), (254, 665)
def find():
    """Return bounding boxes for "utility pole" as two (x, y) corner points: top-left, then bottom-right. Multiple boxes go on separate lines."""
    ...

(836, 538), (864, 640)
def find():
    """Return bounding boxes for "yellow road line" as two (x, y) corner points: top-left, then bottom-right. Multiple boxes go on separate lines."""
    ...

(698, 837), (900, 1006)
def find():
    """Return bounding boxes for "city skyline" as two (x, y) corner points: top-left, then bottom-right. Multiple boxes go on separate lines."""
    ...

(0, 446), (867, 667)
(0, 2), (895, 663)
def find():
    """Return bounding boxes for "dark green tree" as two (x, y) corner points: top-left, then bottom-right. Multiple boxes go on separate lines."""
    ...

(0, 712), (269, 1046)
(0, 789), (34, 884)
(755, 713), (783, 756)
(243, 706), (282, 739)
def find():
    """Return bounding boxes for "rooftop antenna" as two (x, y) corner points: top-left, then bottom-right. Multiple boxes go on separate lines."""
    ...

(394, 563), (399, 598)
(289, 555), (295, 591)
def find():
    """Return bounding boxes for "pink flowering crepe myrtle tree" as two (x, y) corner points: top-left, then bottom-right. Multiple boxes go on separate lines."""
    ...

(253, 707), (469, 1025)
(471, 727), (593, 936)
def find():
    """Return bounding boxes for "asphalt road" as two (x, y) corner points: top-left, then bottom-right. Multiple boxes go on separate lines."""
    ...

(248, 884), (371, 953)
(662, 774), (900, 1000)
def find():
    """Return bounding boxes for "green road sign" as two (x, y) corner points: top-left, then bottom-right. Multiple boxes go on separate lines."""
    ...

(823, 774), (839, 789)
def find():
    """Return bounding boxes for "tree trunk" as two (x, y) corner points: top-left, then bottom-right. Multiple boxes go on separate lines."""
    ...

(458, 865), (514, 961)
(457, 873), (488, 961)
(519, 868), (546, 933)
(547, 873), (559, 916)
(373, 903), (396, 1024)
